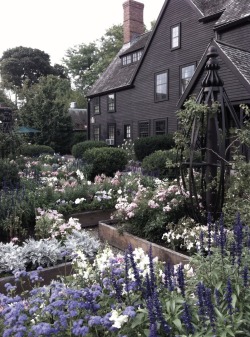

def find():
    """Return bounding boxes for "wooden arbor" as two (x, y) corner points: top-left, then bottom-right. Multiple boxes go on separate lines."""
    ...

(180, 46), (241, 222)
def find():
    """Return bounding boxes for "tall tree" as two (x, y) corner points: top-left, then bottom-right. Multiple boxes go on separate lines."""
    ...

(0, 88), (16, 109)
(19, 75), (73, 154)
(0, 47), (68, 107)
(63, 24), (123, 93)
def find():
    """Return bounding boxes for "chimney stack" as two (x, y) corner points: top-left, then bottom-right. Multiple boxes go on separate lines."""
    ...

(123, 0), (144, 44)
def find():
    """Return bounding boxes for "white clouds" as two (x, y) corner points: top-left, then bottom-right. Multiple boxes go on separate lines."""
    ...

(1, 0), (164, 65)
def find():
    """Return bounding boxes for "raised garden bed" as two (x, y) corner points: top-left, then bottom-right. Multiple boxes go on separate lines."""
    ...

(0, 262), (73, 295)
(68, 209), (114, 228)
(98, 220), (190, 265)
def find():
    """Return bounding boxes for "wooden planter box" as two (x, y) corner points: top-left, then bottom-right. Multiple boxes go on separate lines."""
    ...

(68, 209), (114, 228)
(98, 220), (190, 266)
(0, 262), (74, 295)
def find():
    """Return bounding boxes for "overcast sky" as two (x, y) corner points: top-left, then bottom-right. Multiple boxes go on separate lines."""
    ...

(1, 0), (164, 65)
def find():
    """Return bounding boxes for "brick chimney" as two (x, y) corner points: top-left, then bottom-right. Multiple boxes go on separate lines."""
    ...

(123, 0), (145, 44)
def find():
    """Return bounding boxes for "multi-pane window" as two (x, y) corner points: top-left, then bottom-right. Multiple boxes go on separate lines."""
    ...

(122, 51), (142, 65)
(155, 71), (168, 101)
(93, 126), (100, 141)
(132, 50), (142, 62)
(155, 119), (167, 135)
(108, 124), (115, 140)
(122, 54), (132, 65)
(124, 124), (131, 139)
(93, 96), (100, 114)
(171, 23), (180, 49)
(181, 64), (196, 94)
(107, 93), (115, 112)
(139, 121), (149, 138)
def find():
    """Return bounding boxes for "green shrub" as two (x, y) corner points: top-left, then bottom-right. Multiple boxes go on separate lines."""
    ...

(0, 131), (23, 159)
(20, 144), (54, 157)
(141, 149), (180, 179)
(83, 147), (128, 180)
(134, 134), (175, 161)
(70, 132), (87, 149)
(0, 159), (20, 189)
(71, 140), (108, 159)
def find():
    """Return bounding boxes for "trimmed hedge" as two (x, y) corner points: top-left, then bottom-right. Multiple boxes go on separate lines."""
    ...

(83, 147), (128, 180)
(20, 144), (54, 157)
(134, 134), (175, 161)
(71, 140), (108, 159)
(141, 149), (180, 180)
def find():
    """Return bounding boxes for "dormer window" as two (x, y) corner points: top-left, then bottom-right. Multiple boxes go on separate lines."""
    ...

(122, 55), (131, 66)
(132, 50), (142, 62)
(122, 50), (142, 66)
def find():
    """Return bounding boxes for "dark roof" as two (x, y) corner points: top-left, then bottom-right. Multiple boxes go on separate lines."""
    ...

(177, 39), (250, 108)
(216, 40), (250, 85)
(120, 32), (150, 56)
(191, 0), (229, 17)
(215, 0), (250, 27)
(87, 33), (151, 97)
(68, 108), (87, 131)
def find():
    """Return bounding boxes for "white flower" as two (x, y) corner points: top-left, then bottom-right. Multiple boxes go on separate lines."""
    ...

(109, 310), (128, 329)
(75, 197), (86, 204)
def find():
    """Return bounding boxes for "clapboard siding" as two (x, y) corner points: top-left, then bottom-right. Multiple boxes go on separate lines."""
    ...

(119, 0), (216, 135)
(89, 0), (250, 144)
(220, 23), (250, 50)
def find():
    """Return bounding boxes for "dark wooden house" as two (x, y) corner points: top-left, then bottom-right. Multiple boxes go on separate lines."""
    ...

(87, 0), (250, 146)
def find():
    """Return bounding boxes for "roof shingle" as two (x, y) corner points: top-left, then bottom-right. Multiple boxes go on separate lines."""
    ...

(87, 32), (151, 97)
(216, 41), (250, 85)
(215, 0), (250, 26)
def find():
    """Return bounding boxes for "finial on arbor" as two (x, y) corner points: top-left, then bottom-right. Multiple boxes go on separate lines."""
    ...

(202, 46), (224, 88)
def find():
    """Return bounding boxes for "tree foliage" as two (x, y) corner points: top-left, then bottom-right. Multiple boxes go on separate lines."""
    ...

(63, 24), (123, 93)
(0, 46), (67, 92)
(19, 75), (73, 154)
(0, 89), (16, 109)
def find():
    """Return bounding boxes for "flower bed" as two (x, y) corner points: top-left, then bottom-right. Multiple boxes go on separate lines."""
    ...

(0, 262), (73, 295)
(1, 214), (250, 337)
(68, 209), (114, 228)
(98, 220), (190, 266)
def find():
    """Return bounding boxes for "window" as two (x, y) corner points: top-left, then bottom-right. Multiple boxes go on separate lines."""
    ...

(124, 124), (131, 139)
(132, 50), (142, 63)
(107, 93), (115, 112)
(180, 64), (196, 94)
(154, 119), (167, 135)
(171, 23), (180, 49)
(93, 126), (100, 141)
(155, 71), (168, 101)
(122, 54), (132, 65)
(122, 51), (142, 65)
(107, 124), (115, 140)
(139, 121), (149, 138)
(93, 97), (100, 114)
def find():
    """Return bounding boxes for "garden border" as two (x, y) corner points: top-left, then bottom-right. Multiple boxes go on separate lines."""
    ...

(98, 220), (190, 265)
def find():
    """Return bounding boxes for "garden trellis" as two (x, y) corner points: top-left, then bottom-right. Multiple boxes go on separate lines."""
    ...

(179, 46), (242, 222)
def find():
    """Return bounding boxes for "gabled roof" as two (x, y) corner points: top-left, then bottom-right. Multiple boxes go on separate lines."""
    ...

(177, 39), (250, 108)
(87, 0), (250, 98)
(120, 33), (150, 56)
(215, 0), (250, 28)
(191, 0), (229, 17)
(87, 32), (151, 97)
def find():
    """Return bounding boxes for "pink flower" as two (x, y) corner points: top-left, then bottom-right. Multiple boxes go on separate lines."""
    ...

(11, 237), (19, 243)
